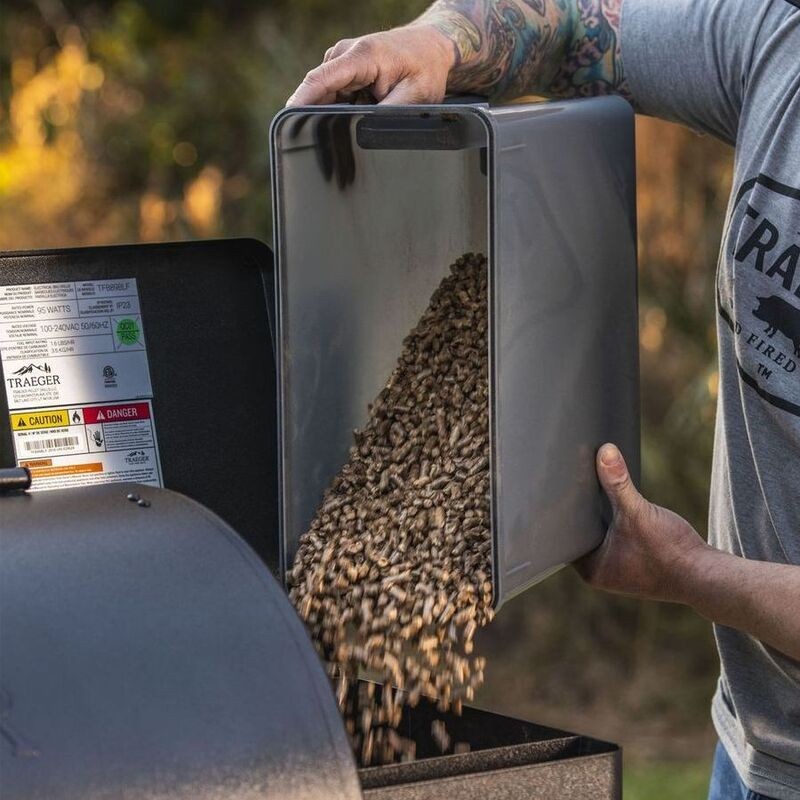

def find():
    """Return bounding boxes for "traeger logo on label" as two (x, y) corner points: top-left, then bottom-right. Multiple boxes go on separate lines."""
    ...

(6, 363), (61, 389)
(125, 450), (149, 465)
(720, 174), (800, 416)
(13, 364), (51, 375)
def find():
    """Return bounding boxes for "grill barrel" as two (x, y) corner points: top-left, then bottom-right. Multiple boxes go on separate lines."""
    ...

(0, 485), (361, 800)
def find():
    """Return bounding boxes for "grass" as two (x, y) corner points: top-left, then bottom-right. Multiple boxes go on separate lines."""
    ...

(625, 759), (712, 800)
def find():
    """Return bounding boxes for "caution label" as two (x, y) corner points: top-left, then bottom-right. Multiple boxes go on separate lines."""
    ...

(11, 409), (70, 430)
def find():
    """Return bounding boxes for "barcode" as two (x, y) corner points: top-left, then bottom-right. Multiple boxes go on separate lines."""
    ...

(22, 436), (81, 452)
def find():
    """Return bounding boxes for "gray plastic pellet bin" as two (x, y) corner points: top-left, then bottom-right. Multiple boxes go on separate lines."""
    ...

(270, 98), (640, 607)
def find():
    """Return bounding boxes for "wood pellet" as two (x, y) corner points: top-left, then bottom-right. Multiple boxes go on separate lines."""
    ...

(289, 253), (492, 765)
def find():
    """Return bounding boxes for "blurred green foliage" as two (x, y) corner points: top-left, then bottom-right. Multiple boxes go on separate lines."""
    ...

(2, 0), (734, 792)
(626, 760), (713, 800)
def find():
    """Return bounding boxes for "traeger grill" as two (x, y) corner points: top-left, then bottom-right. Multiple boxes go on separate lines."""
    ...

(0, 97), (638, 800)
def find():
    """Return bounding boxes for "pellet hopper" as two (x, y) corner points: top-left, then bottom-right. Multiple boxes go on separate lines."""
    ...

(0, 96), (638, 799)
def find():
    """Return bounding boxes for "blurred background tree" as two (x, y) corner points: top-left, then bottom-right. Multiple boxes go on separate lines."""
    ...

(1, 1), (733, 796)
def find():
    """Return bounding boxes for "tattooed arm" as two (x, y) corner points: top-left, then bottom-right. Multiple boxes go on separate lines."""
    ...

(418, 0), (629, 102)
(287, 0), (630, 107)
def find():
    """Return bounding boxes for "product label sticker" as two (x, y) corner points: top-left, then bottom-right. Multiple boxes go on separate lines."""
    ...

(1, 278), (163, 491)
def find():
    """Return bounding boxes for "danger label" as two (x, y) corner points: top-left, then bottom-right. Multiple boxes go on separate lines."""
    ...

(84, 402), (150, 424)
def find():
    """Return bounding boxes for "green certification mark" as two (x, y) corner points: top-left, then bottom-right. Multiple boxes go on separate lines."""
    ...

(116, 318), (140, 346)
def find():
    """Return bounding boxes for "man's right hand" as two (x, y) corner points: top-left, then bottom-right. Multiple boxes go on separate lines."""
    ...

(286, 25), (456, 107)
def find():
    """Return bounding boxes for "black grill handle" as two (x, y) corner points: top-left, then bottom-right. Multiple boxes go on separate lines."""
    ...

(0, 467), (31, 494)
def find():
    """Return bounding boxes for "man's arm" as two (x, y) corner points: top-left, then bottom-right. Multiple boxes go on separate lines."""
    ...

(582, 445), (800, 662)
(287, 0), (629, 106)
(418, 0), (630, 102)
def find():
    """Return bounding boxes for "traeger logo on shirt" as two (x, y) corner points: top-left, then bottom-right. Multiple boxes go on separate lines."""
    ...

(720, 174), (800, 416)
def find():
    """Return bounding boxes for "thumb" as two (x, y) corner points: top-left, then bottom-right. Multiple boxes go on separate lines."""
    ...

(596, 443), (641, 515)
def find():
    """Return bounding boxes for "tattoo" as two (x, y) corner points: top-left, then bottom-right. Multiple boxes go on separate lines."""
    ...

(418, 0), (631, 102)
(549, 0), (630, 97)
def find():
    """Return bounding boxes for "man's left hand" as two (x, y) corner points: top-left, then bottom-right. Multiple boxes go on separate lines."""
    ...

(575, 443), (710, 604)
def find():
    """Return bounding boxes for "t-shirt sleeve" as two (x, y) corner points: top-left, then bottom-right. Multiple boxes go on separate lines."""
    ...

(621, 0), (778, 145)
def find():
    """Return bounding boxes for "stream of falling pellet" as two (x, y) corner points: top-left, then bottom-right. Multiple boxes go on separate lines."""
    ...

(289, 253), (492, 765)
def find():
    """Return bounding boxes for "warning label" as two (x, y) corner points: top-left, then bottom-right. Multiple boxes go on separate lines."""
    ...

(20, 450), (158, 490)
(83, 402), (150, 424)
(12, 401), (161, 490)
(1, 278), (163, 491)
(11, 409), (70, 430)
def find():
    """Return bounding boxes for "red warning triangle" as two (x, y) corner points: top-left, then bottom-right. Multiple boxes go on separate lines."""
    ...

(96, 411), (105, 421)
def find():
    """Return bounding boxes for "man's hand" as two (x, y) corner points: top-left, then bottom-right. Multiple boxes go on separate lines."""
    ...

(581, 443), (800, 661)
(287, 1), (631, 109)
(287, 25), (455, 107)
(576, 443), (709, 603)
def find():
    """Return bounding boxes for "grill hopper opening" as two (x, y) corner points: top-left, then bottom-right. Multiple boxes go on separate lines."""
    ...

(356, 681), (620, 799)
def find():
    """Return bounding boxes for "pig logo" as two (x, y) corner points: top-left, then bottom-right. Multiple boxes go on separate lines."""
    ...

(752, 295), (800, 357)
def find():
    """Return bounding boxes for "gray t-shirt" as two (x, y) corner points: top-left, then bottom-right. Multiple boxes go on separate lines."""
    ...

(622, 1), (800, 796)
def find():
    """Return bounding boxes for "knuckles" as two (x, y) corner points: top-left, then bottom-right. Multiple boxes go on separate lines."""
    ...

(304, 67), (323, 85)
(300, 29), (446, 106)
(351, 37), (375, 57)
(328, 38), (354, 60)
(310, 60), (342, 89)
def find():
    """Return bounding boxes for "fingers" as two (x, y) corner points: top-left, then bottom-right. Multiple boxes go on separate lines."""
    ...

(288, 47), (379, 107)
(324, 39), (353, 63)
(596, 443), (642, 516)
(287, 28), (450, 107)
(378, 78), (423, 105)
(378, 76), (445, 105)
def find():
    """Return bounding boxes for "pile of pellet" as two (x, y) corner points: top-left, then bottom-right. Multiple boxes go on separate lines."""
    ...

(289, 252), (492, 765)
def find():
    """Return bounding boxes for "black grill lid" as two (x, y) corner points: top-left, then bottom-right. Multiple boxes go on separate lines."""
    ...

(0, 239), (279, 572)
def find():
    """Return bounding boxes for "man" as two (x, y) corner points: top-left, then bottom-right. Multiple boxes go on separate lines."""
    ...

(287, 2), (800, 797)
